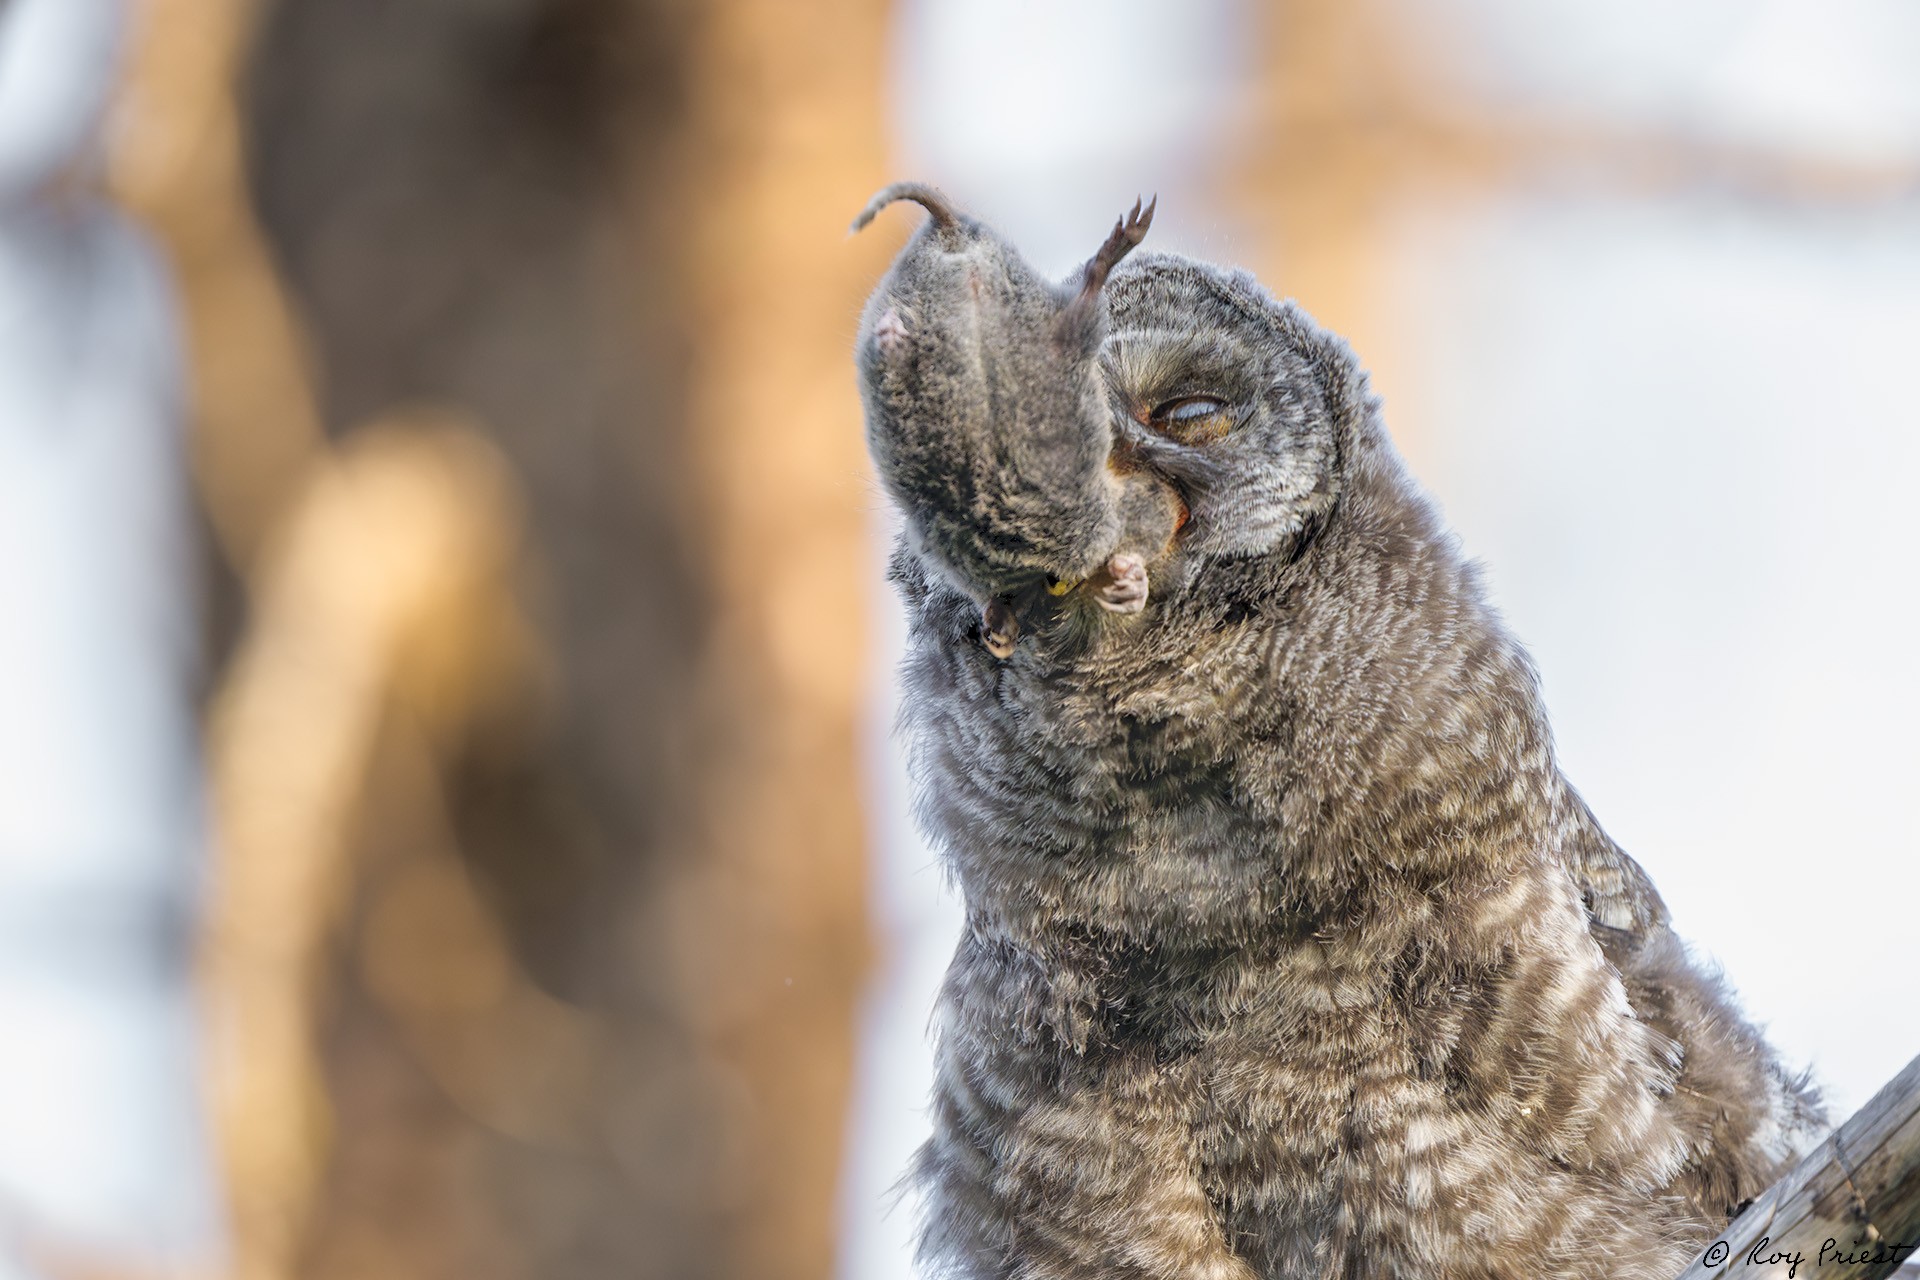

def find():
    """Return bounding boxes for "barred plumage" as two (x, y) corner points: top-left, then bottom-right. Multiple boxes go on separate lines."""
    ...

(854, 187), (1821, 1280)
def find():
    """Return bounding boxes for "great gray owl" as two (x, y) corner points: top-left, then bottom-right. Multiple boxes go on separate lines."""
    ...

(850, 183), (1822, 1280)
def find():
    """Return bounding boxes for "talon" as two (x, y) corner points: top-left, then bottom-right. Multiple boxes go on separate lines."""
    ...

(983, 598), (1018, 658)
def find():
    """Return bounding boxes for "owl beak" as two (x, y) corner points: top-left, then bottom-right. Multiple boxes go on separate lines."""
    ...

(1108, 436), (1191, 545)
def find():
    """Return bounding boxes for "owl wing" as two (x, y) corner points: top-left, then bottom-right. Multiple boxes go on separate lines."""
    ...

(1554, 775), (1669, 943)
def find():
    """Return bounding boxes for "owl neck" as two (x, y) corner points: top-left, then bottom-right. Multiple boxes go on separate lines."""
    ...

(909, 439), (1564, 962)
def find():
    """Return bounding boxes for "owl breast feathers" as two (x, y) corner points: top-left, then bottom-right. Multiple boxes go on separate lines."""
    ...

(852, 187), (1822, 1280)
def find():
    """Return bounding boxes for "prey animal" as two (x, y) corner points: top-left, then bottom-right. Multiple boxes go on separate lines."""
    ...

(851, 183), (1821, 1280)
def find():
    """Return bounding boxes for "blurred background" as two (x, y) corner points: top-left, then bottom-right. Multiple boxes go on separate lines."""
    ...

(0, 0), (1916, 1277)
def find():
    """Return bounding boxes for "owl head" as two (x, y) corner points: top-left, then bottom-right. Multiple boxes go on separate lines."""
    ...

(1101, 253), (1370, 566)
(855, 185), (1383, 626)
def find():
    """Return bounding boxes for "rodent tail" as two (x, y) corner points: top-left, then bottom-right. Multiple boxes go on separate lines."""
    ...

(850, 182), (961, 235)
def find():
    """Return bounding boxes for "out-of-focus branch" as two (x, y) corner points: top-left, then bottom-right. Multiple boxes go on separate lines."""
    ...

(201, 418), (535, 1280)
(111, 8), (549, 1280)
(109, 0), (320, 565)
(1673, 1054), (1920, 1279)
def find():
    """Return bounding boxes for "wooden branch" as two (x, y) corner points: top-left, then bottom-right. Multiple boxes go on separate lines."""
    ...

(1675, 1054), (1920, 1279)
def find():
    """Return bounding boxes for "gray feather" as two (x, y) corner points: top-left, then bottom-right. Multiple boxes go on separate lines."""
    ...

(854, 188), (1823, 1280)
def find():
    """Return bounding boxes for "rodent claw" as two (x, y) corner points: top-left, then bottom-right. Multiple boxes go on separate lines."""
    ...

(1092, 553), (1149, 615)
(982, 598), (1018, 658)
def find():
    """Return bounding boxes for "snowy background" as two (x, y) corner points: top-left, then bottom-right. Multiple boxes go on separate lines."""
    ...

(1, 0), (214, 1274)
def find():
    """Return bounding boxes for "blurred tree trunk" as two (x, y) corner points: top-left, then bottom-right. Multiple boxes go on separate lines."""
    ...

(221, 1), (891, 1278)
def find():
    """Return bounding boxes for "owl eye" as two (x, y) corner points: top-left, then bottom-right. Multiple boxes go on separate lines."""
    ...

(1147, 394), (1233, 442)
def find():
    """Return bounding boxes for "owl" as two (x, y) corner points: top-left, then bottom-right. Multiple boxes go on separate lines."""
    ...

(851, 184), (1822, 1280)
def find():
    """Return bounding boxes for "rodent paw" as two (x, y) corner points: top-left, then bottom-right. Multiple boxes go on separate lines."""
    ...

(873, 307), (910, 358)
(1092, 553), (1148, 614)
(982, 598), (1018, 658)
